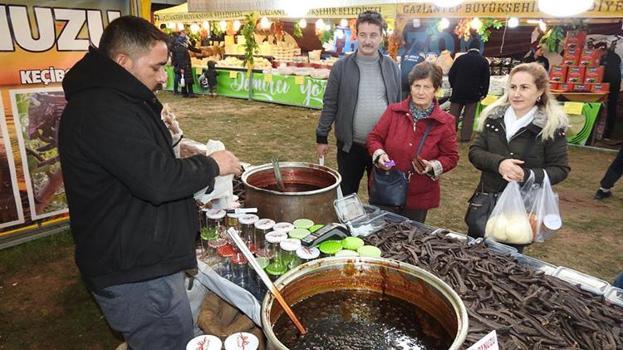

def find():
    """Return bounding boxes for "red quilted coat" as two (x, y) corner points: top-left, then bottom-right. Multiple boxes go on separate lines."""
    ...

(367, 97), (459, 209)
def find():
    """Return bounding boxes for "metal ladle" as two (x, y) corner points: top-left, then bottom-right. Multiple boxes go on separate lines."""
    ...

(271, 157), (286, 192)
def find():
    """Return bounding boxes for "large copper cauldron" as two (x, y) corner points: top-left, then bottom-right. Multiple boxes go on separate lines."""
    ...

(241, 162), (341, 223)
(262, 257), (469, 349)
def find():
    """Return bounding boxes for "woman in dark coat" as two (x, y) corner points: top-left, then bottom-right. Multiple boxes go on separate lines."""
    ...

(367, 62), (459, 223)
(467, 63), (570, 250)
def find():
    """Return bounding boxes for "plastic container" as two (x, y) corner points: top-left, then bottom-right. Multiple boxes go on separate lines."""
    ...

(254, 218), (275, 256)
(273, 222), (294, 234)
(224, 332), (259, 350)
(204, 209), (226, 240)
(318, 239), (343, 256)
(293, 218), (314, 230)
(553, 266), (610, 295)
(341, 236), (364, 251)
(357, 245), (382, 258)
(264, 231), (288, 260)
(296, 246), (320, 263)
(514, 254), (557, 275)
(226, 213), (240, 232)
(334, 193), (387, 236)
(288, 228), (310, 240)
(279, 238), (302, 270)
(605, 286), (623, 308)
(186, 334), (222, 350)
(238, 214), (259, 253)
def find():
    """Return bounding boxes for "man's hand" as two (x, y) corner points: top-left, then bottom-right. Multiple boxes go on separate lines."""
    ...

(210, 150), (242, 176)
(316, 143), (329, 158)
(498, 158), (525, 182)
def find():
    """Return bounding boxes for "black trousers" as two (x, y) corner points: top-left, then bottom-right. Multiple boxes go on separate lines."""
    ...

(173, 72), (181, 93)
(603, 89), (620, 139)
(600, 143), (623, 189)
(449, 102), (478, 142)
(337, 143), (372, 196)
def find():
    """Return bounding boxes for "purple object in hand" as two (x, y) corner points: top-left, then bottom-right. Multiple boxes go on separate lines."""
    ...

(383, 160), (396, 168)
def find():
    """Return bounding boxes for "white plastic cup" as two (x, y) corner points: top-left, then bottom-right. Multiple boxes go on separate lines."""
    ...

(224, 332), (259, 350)
(186, 334), (222, 350)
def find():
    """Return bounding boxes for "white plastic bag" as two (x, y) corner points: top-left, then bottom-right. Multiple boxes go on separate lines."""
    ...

(194, 140), (235, 209)
(179, 76), (186, 87)
(485, 181), (533, 244)
(522, 171), (561, 242)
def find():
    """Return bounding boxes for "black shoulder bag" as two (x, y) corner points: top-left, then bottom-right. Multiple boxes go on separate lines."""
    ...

(369, 122), (433, 208)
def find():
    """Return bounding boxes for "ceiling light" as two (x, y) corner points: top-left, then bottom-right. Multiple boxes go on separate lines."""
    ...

(177, 22), (184, 31)
(336, 29), (345, 39)
(315, 19), (325, 32)
(538, 19), (547, 31)
(538, 0), (593, 17)
(507, 17), (519, 28)
(412, 19), (421, 28)
(438, 18), (450, 31)
(189, 23), (200, 34)
(340, 18), (348, 28)
(233, 20), (241, 31)
(470, 17), (482, 30)
(219, 20), (227, 31)
(260, 17), (271, 30)
(298, 19), (307, 29)
(432, 0), (464, 7)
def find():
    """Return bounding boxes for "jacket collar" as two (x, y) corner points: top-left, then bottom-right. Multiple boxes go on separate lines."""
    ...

(487, 104), (546, 129)
(394, 97), (450, 125)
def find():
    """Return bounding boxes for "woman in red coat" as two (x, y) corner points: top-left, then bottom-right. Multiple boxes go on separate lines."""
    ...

(367, 62), (459, 222)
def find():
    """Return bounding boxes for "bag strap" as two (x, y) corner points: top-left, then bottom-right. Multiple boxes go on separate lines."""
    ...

(407, 121), (434, 180)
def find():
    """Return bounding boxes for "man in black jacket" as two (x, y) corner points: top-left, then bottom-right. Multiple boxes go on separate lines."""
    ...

(172, 30), (201, 97)
(59, 16), (241, 349)
(449, 40), (490, 142)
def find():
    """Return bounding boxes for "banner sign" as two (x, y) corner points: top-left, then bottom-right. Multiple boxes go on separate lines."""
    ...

(396, 0), (623, 18)
(0, 98), (25, 230)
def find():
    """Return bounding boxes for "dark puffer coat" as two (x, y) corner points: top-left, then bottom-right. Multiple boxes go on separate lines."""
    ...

(469, 104), (570, 194)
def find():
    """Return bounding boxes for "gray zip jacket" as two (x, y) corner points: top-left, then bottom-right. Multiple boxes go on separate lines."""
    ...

(316, 50), (401, 152)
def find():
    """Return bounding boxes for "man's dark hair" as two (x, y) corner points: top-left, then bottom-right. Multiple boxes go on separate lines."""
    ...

(468, 39), (481, 50)
(99, 16), (169, 59)
(356, 10), (387, 34)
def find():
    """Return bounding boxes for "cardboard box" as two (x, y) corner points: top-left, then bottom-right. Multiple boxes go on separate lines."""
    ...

(573, 84), (591, 92)
(580, 48), (605, 66)
(559, 83), (574, 92)
(563, 48), (581, 66)
(549, 65), (568, 83)
(584, 66), (604, 84)
(565, 31), (587, 50)
(566, 66), (586, 84)
(591, 83), (610, 93)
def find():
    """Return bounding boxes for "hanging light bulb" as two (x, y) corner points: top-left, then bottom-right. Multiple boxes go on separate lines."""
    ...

(438, 18), (450, 31)
(176, 22), (185, 31)
(538, 19), (547, 32)
(260, 16), (271, 30)
(315, 19), (325, 32)
(189, 23), (200, 34)
(233, 20), (241, 31)
(432, 0), (464, 7)
(538, 0), (592, 17)
(336, 29), (345, 40)
(219, 20), (227, 31)
(202, 21), (210, 30)
(412, 19), (421, 28)
(299, 18), (307, 29)
(339, 18), (348, 28)
(167, 22), (176, 29)
(507, 17), (519, 28)
(470, 17), (483, 30)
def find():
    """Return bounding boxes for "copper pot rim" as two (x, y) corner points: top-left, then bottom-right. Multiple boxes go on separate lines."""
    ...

(241, 162), (342, 196)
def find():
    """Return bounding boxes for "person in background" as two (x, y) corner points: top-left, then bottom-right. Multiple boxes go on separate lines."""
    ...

(448, 39), (490, 142)
(59, 16), (242, 349)
(594, 143), (623, 199)
(596, 42), (622, 140)
(399, 24), (425, 100)
(467, 63), (570, 252)
(206, 60), (218, 97)
(367, 62), (459, 223)
(524, 44), (550, 71)
(316, 10), (401, 196)
(171, 30), (201, 98)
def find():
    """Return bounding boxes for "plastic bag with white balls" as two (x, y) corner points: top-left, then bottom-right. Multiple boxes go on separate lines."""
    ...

(485, 181), (533, 245)
(521, 171), (561, 242)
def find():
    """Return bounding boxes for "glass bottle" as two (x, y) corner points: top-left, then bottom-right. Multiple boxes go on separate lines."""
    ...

(279, 238), (302, 271)
(238, 214), (259, 253)
(254, 218), (275, 257)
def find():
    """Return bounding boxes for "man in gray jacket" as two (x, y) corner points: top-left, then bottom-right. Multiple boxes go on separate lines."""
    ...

(316, 10), (401, 195)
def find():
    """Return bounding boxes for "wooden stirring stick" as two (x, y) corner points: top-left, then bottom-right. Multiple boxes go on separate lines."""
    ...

(226, 228), (307, 335)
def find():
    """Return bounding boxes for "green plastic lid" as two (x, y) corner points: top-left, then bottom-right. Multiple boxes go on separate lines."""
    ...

(318, 240), (343, 255)
(256, 256), (270, 269)
(357, 245), (382, 258)
(342, 237), (364, 251)
(309, 224), (324, 233)
(289, 228), (310, 239)
(335, 250), (359, 257)
(265, 262), (287, 275)
(293, 218), (314, 229)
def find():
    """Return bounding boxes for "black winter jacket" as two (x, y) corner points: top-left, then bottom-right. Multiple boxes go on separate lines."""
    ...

(469, 105), (570, 194)
(449, 49), (490, 104)
(59, 46), (220, 291)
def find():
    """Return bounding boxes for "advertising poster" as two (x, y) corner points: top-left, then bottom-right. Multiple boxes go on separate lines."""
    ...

(0, 98), (24, 230)
(10, 88), (67, 221)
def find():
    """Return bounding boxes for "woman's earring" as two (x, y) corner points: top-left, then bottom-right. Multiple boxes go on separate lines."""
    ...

(537, 95), (542, 102)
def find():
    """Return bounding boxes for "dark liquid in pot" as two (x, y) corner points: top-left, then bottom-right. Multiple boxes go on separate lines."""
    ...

(273, 290), (452, 350)
(263, 183), (321, 192)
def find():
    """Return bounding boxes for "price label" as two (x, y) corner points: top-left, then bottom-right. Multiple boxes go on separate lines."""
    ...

(294, 75), (305, 85)
(264, 74), (273, 82)
(563, 102), (584, 115)
(481, 95), (499, 106)
(467, 330), (499, 350)
(228, 71), (237, 78)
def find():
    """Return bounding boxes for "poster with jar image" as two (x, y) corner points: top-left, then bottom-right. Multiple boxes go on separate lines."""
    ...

(0, 97), (25, 229)
(10, 87), (68, 220)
